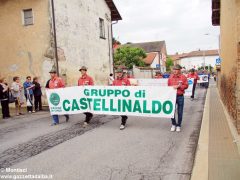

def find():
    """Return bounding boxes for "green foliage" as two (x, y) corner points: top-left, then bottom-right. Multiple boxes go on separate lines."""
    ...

(166, 56), (174, 71)
(114, 46), (147, 69)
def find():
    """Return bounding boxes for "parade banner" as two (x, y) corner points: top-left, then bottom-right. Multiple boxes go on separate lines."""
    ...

(136, 78), (193, 97)
(137, 79), (168, 86)
(46, 86), (177, 118)
(185, 78), (194, 96)
(197, 75), (209, 83)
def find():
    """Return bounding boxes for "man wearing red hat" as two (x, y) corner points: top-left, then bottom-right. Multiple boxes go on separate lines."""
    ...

(48, 66), (69, 125)
(168, 64), (188, 132)
(112, 68), (131, 130)
(78, 66), (94, 126)
(187, 68), (199, 100)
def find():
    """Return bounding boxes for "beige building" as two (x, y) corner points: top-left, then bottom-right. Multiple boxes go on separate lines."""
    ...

(212, 0), (240, 133)
(0, 0), (121, 90)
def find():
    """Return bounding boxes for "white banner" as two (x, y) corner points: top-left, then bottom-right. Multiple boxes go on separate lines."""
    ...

(136, 78), (193, 97)
(136, 79), (168, 86)
(185, 78), (194, 96)
(198, 75), (209, 83)
(46, 86), (177, 118)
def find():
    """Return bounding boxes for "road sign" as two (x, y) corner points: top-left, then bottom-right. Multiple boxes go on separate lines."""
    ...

(216, 57), (221, 64)
(156, 64), (160, 68)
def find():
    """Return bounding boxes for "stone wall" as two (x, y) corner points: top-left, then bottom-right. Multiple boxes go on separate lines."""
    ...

(219, 0), (240, 133)
(53, 0), (113, 86)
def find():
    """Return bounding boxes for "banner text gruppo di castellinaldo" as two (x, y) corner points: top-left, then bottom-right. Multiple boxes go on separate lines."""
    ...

(46, 86), (177, 118)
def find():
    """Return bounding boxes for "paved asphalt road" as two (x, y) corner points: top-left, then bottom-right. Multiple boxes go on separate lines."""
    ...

(0, 87), (206, 180)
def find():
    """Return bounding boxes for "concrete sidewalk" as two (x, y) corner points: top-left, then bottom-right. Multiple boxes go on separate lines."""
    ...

(191, 85), (240, 180)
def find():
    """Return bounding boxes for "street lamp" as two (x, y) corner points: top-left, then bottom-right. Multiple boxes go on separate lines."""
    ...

(202, 33), (220, 70)
(204, 33), (220, 54)
(203, 50), (205, 70)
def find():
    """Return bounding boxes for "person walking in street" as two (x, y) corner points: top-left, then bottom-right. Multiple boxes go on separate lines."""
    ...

(78, 66), (94, 126)
(11, 76), (24, 116)
(0, 77), (10, 119)
(48, 67), (69, 125)
(168, 64), (188, 132)
(187, 69), (199, 100)
(23, 76), (35, 113)
(33, 77), (42, 111)
(112, 68), (131, 130)
(154, 71), (163, 79)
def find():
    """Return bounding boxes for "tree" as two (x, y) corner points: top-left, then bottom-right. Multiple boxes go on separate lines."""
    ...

(166, 56), (174, 72)
(114, 46), (147, 69)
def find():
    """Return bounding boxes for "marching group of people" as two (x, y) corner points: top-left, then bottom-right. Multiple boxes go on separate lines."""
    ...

(0, 64), (209, 132)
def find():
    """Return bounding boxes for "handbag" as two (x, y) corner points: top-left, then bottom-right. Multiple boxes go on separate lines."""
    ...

(26, 90), (32, 107)
(26, 99), (32, 106)
(8, 92), (16, 103)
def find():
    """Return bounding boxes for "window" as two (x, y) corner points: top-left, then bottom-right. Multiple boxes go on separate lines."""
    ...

(23, 9), (33, 26)
(99, 18), (105, 39)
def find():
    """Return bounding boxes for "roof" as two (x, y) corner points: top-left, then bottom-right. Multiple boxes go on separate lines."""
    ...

(105, 0), (122, 21)
(170, 50), (219, 61)
(125, 41), (167, 53)
(212, 0), (220, 26)
(188, 50), (219, 57)
(170, 53), (187, 61)
(144, 52), (158, 65)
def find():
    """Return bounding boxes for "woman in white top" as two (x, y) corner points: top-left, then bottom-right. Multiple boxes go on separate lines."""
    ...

(11, 76), (24, 116)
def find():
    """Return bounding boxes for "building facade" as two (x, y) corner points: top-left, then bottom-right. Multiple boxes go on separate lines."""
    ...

(212, 0), (240, 133)
(143, 52), (166, 72)
(171, 50), (219, 70)
(127, 41), (167, 72)
(0, 0), (121, 92)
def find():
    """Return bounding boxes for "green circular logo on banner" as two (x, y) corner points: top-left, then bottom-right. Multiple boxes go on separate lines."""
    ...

(50, 93), (60, 106)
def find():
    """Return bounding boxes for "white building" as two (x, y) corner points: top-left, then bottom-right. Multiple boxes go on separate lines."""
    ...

(144, 52), (166, 72)
(171, 50), (219, 70)
(128, 41), (167, 73)
(52, 0), (122, 85)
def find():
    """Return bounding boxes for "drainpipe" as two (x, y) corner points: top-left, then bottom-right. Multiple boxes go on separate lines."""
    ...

(111, 21), (118, 78)
(51, 0), (59, 76)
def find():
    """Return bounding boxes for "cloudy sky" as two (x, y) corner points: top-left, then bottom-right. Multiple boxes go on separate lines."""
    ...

(113, 0), (220, 55)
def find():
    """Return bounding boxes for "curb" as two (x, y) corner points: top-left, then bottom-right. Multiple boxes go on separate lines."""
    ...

(191, 88), (209, 180)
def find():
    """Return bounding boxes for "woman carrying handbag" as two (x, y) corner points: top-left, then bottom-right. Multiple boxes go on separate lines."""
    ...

(23, 76), (35, 113)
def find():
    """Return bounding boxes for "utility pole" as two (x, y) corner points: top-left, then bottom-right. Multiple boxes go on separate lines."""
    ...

(51, 0), (59, 76)
(203, 50), (206, 70)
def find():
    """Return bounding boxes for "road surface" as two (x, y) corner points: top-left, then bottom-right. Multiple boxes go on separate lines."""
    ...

(0, 87), (206, 180)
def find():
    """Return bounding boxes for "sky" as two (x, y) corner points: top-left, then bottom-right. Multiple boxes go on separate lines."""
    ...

(113, 0), (220, 55)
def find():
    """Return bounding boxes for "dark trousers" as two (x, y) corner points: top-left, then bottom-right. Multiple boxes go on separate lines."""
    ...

(121, 115), (128, 125)
(171, 95), (184, 127)
(191, 83), (197, 99)
(84, 112), (93, 123)
(34, 95), (42, 111)
(1, 100), (10, 118)
(25, 94), (33, 112)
